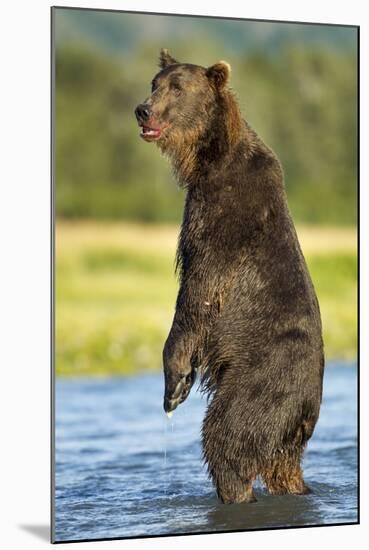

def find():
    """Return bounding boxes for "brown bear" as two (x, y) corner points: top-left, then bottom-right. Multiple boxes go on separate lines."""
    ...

(135, 49), (325, 504)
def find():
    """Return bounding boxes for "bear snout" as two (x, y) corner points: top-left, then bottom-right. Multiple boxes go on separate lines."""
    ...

(134, 103), (151, 123)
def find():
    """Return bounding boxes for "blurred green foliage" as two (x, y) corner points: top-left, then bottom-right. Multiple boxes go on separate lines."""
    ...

(55, 41), (357, 224)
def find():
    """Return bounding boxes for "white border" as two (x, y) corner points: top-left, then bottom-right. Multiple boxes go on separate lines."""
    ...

(0, 1), (367, 549)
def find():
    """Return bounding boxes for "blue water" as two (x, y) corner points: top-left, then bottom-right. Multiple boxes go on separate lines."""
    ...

(54, 364), (358, 542)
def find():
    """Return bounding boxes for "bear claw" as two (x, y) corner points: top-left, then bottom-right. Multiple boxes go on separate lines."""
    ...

(164, 372), (195, 413)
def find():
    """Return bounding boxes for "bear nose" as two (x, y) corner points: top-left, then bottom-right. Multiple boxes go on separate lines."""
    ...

(135, 103), (151, 123)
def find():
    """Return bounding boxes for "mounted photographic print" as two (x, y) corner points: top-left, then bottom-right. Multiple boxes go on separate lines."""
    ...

(51, 6), (359, 543)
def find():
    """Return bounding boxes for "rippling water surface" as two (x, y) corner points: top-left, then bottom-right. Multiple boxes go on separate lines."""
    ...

(54, 363), (358, 542)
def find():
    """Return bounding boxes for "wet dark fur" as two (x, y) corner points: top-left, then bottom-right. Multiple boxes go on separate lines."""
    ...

(136, 50), (325, 504)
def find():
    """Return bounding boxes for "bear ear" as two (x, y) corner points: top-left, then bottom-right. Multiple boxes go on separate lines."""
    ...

(206, 61), (231, 90)
(159, 48), (178, 69)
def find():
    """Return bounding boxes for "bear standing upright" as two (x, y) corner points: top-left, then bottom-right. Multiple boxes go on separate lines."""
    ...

(135, 49), (324, 504)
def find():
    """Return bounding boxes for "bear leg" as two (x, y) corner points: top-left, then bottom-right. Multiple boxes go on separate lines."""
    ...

(202, 392), (258, 504)
(261, 451), (311, 495)
(214, 470), (257, 504)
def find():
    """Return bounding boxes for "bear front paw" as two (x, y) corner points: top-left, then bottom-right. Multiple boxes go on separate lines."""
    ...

(163, 369), (196, 414)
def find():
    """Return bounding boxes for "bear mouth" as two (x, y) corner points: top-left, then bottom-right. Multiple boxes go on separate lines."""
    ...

(140, 124), (162, 141)
(139, 121), (170, 142)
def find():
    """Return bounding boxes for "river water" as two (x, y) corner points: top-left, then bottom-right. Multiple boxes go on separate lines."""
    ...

(54, 363), (358, 542)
